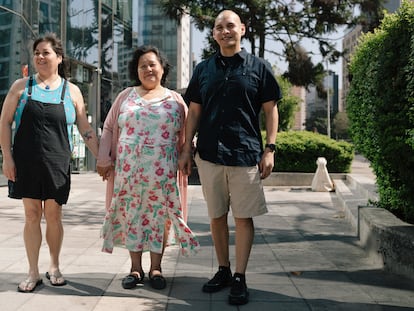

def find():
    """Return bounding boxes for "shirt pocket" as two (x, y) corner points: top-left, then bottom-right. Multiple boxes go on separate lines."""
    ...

(227, 66), (260, 98)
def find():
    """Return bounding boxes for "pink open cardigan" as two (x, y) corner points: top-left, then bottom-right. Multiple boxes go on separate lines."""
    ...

(97, 87), (189, 222)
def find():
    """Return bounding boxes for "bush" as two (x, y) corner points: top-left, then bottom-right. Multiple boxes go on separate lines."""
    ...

(268, 131), (354, 173)
(347, 1), (414, 223)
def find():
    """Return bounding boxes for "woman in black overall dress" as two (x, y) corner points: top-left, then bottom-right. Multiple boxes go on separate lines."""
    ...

(0, 33), (99, 293)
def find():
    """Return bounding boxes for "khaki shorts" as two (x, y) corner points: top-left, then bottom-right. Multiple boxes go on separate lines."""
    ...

(194, 153), (268, 219)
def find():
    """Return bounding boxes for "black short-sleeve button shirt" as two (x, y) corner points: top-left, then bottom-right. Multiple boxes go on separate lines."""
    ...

(185, 49), (282, 166)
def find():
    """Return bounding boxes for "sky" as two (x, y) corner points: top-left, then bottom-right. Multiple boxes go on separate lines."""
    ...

(190, 25), (345, 86)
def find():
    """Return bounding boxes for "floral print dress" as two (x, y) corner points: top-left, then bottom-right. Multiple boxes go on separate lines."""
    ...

(101, 88), (199, 256)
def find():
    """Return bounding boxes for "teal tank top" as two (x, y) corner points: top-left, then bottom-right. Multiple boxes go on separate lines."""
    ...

(14, 75), (77, 150)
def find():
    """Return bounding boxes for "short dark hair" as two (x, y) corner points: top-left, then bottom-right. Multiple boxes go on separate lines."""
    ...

(33, 33), (68, 79)
(128, 45), (170, 86)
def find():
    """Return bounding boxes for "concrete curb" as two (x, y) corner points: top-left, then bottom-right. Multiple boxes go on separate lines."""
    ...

(262, 172), (346, 187)
(359, 207), (414, 277)
(334, 174), (414, 280)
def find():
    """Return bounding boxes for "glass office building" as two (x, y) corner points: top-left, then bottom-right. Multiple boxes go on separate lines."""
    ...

(137, 0), (191, 91)
(0, 0), (190, 171)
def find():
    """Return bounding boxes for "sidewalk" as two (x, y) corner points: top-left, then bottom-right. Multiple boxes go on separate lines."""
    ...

(0, 162), (413, 310)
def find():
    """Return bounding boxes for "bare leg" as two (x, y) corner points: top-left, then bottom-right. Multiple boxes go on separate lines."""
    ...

(44, 199), (65, 284)
(150, 220), (170, 275)
(234, 217), (254, 274)
(122, 251), (143, 289)
(150, 252), (163, 275)
(129, 251), (143, 274)
(210, 213), (230, 267)
(22, 199), (43, 280)
(148, 221), (170, 290)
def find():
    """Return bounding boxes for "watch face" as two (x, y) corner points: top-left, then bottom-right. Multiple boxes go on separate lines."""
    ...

(266, 144), (276, 151)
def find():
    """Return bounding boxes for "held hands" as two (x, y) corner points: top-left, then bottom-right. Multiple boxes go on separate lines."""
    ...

(96, 164), (114, 181)
(178, 151), (193, 176)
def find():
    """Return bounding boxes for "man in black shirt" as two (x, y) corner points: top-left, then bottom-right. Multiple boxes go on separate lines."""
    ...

(179, 9), (281, 305)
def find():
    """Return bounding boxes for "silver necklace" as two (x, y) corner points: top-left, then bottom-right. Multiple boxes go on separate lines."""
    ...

(37, 74), (61, 90)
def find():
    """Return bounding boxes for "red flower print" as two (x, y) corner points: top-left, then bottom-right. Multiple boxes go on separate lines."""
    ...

(118, 145), (123, 154)
(142, 218), (149, 226)
(123, 163), (131, 172)
(125, 145), (132, 154)
(164, 102), (172, 109)
(162, 131), (170, 139)
(155, 167), (164, 176)
(149, 195), (158, 201)
(127, 127), (135, 135)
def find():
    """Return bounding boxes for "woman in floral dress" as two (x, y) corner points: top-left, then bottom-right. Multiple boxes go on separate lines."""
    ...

(97, 45), (199, 290)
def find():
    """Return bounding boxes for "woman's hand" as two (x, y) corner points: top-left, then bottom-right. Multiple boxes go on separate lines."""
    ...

(2, 156), (16, 182)
(96, 164), (113, 181)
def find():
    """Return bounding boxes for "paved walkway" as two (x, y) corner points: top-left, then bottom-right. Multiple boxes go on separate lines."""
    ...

(0, 159), (413, 310)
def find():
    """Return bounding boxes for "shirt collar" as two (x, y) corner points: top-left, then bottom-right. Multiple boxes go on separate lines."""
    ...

(215, 48), (247, 65)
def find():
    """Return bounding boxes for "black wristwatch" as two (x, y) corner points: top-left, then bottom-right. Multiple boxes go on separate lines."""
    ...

(265, 143), (276, 152)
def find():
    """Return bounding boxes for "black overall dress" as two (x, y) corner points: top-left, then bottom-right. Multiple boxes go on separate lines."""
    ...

(8, 76), (72, 205)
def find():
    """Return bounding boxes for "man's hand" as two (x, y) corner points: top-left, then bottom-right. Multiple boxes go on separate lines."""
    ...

(259, 151), (274, 179)
(178, 151), (193, 176)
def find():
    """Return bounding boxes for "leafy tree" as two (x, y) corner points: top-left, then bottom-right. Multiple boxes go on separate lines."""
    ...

(305, 109), (327, 134)
(276, 76), (301, 131)
(358, 0), (388, 32)
(347, 0), (414, 223)
(159, 0), (382, 87)
(259, 75), (300, 132)
(333, 111), (349, 139)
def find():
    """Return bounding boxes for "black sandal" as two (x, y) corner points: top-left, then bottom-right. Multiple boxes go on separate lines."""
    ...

(121, 270), (144, 289)
(149, 270), (166, 290)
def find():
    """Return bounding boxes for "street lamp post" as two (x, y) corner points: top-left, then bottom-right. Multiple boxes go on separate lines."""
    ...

(326, 59), (331, 138)
(0, 5), (37, 38)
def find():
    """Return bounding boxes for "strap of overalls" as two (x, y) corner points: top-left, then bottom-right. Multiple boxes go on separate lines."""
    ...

(28, 75), (67, 101)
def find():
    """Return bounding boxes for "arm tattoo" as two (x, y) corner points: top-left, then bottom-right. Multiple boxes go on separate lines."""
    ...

(82, 130), (93, 141)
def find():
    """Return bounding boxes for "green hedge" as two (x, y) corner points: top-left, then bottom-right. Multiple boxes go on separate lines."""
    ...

(268, 131), (354, 173)
(347, 1), (414, 223)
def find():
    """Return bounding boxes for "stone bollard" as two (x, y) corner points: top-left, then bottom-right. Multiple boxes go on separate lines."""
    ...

(311, 157), (334, 192)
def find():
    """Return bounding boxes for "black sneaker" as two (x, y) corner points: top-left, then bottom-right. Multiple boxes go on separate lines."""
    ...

(202, 266), (233, 293)
(228, 273), (249, 305)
